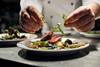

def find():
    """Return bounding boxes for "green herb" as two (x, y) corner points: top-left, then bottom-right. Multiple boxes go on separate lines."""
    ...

(62, 14), (67, 21)
(0, 27), (26, 40)
(32, 41), (49, 47)
(57, 23), (64, 35)
(51, 26), (60, 32)
(87, 31), (100, 34)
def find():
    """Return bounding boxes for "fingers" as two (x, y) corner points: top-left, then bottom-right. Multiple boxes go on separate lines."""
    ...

(20, 12), (35, 32)
(21, 11), (37, 25)
(21, 10), (30, 19)
(64, 6), (95, 32)
(64, 13), (95, 28)
(20, 11), (32, 28)
(20, 11), (30, 23)
(20, 22), (36, 33)
(74, 19), (95, 32)
(76, 14), (94, 27)
(26, 6), (42, 23)
(20, 17), (39, 33)
(65, 6), (91, 24)
(19, 6), (43, 33)
(26, 6), (43, 32)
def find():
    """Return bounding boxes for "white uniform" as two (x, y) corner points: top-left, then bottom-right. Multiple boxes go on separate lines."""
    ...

(20, 0), (100, 32)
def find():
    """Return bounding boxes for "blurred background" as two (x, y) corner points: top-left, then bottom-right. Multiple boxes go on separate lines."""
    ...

(0, 0), (23, 33)
(0, 0), (99, 33)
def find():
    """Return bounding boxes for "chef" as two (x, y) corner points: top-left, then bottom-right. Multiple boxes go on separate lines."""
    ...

(19, 0), (100, 33)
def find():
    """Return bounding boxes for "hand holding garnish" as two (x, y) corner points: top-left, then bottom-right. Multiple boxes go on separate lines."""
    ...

(19, 6), (43, 33)
(64, 6), (95, 32)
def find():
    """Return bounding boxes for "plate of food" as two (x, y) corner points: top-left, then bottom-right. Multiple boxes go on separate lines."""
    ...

(80, 31), (100, 38)
(0, 27), (37, 45)
(17, 31), (89, 56)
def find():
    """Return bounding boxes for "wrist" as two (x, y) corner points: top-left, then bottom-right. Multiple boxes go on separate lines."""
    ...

(86, 2), (100, 17)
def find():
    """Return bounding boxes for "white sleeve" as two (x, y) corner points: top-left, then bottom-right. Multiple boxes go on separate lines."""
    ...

(82, 0), (100, 5)
(20, 0), (42, 13)
(82, 0), (100, 18)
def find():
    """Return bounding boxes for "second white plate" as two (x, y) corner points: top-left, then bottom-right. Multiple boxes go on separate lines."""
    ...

(0, 33), (37, 45)
(80, 31), (100, 38)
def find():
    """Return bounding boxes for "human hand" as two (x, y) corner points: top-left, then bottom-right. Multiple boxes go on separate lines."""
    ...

(19, 6), (43, 33)
(64, 6), (95, 32)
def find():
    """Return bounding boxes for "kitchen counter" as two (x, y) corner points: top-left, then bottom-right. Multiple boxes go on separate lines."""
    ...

(0, 32), (100, 67)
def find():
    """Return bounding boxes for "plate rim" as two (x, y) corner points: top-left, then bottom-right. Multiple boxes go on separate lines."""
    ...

(80, 31), (100, 38)
(0, 33), (37, 42)
(17, 38), (90, 52)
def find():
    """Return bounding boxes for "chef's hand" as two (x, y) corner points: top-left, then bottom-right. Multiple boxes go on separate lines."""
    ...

(19, 6), (43, 33)
(64, 6), (95, 32)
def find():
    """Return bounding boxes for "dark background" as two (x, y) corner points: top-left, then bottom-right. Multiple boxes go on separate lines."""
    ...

(0, 0), (22, 33)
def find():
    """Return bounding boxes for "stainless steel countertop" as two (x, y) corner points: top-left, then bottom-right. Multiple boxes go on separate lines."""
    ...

(0, 32), (100, 67)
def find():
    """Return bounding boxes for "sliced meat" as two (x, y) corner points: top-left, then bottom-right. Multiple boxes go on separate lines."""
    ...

(41, 31), (54, 41)
(48, 35), (62, 44)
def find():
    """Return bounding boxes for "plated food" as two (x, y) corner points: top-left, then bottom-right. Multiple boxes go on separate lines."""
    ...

(28, 32), (88, 50)
(80, 31), (100, 38)
(17, 31), (89, 52)
(0, 27), (37, 45)
(0, 27), (26, 40)
(86, 31), (100, 34)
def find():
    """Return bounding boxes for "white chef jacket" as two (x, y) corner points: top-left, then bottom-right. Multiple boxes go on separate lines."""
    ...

(20, 0), (100, 32)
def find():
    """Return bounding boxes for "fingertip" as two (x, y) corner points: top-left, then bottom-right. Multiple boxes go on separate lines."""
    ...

(64, 23), (73, 27)
(26, 6), (33, 11)
(64, 18), (73, 25)
(24, 12), (30, 19)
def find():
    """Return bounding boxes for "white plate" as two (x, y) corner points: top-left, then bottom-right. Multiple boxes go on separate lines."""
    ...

(17, 38), (89, 56)
(80, 31), (100, 38)
(0, 33), (37, 45)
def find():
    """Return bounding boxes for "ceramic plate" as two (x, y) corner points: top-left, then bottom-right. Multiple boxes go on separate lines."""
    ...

(80, 31), (100, 38)
(17, 37), (89, 56)
(0, 33), (37, 45)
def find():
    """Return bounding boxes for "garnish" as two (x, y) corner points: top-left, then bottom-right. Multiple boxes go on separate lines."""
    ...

(62, 14), (67, 21)
(57, 23), (65, 35)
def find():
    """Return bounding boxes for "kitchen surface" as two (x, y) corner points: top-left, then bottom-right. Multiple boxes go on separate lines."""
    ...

(0, 32), (100, 67)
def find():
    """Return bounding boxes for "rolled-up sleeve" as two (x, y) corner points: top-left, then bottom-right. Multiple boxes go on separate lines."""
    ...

(82, 0), (100, 5)
(82, 0), (100, 18)
(20, 0), (42, 13)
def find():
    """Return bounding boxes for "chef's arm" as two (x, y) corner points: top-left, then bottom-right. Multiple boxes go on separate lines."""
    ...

(19, 0), (44, 33)
(20, 0), (42, 13)
(82, 0), (100, 17)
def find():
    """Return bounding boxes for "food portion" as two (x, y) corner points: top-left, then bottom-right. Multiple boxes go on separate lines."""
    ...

(0, 27), (26, 40)
(86, 31), (100, 34)
(28, 31), (87, 50)
(51, 23), (65, 35)
(80, 31), (100, 38)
